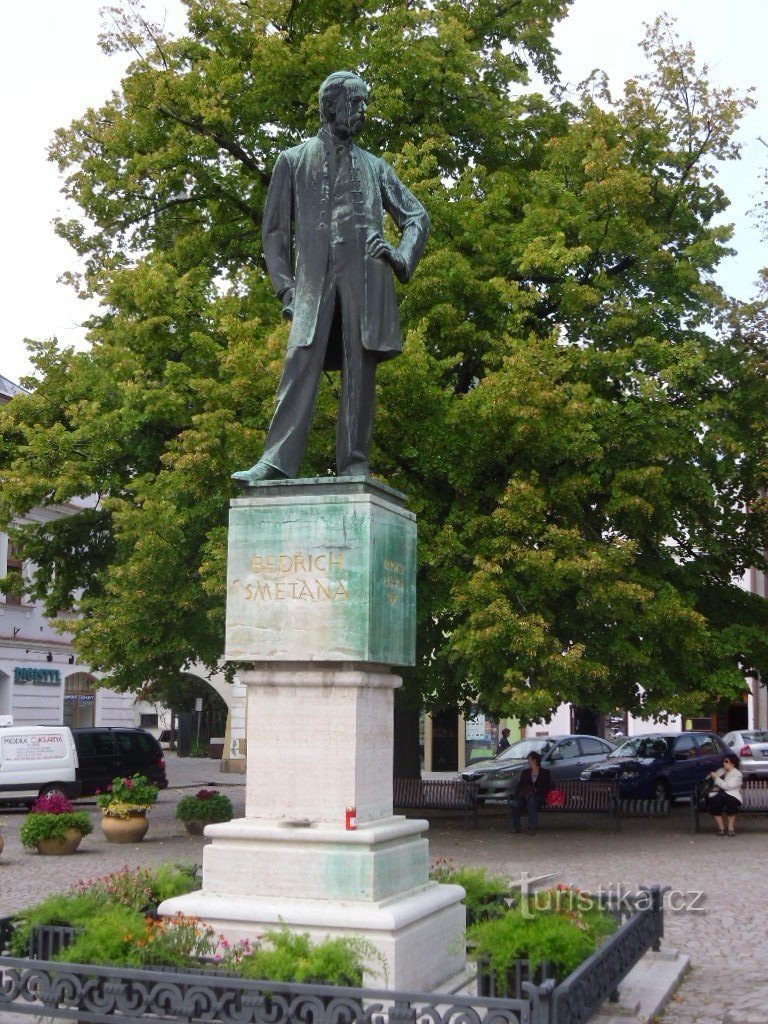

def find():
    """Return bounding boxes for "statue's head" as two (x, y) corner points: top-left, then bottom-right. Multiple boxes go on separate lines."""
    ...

(318, 71), (368, 139)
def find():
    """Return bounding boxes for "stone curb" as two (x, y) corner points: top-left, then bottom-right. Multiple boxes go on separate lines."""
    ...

(596, 947), (690, 1024)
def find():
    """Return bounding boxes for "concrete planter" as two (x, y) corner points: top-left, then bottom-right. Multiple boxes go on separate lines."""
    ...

(101, 813), (149, 844)
(36, 829), (84, 856)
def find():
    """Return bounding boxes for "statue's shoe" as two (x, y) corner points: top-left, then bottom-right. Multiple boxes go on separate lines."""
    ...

(231, 462), (287, 484)
(338, 462), (370, 477)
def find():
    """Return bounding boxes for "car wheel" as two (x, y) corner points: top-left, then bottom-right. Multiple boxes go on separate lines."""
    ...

(39, 784), (67, 800)
(651, 779), (670, 802)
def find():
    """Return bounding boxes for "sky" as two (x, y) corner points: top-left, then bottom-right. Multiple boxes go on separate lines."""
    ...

(1, 0), (766, 386)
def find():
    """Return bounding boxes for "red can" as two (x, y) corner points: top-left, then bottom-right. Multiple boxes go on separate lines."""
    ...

(345, 806), (357, 830)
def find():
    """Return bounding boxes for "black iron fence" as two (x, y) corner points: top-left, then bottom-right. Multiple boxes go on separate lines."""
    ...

(0, 886), (664, 1024)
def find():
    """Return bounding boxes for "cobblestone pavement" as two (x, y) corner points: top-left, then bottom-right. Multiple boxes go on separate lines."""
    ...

(1, 763), (766, 1023)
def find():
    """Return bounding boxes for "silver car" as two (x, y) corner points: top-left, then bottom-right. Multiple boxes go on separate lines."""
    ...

(460, 734), (616, 802)
(722, 730), (768, 778)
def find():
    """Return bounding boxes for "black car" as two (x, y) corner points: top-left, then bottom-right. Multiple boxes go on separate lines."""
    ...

(580, 731), (728, 801)
(72, 727), (168, 797)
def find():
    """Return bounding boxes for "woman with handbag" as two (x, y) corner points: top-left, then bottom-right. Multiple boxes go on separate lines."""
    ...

(707, 753), (743, 836)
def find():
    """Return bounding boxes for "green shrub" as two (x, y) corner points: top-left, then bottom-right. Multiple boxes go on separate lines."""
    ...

(10, 863), (200, 956)
(231, 928), (376, 986)
(468, 886), (617, 983)
(19, 811), (93, 849)
(9, 891), (103, 956)
(430, 859), (512, 924)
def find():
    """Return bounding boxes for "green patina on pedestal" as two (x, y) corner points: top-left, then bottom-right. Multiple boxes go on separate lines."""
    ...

(225, 477), (416, 665)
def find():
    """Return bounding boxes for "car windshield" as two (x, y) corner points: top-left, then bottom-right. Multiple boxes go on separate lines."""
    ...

(610, 736), (671, 758)
(496, 738), (554, 761)
(743, 731), (768, 743)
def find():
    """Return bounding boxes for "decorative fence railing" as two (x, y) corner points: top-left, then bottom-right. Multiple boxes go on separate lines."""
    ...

(0, 886), (664, 1024)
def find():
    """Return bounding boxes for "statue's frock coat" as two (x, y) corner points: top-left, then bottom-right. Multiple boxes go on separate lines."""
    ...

(262, 130), (430, 370)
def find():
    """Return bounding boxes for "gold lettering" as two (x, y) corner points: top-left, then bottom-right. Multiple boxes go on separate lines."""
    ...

(297, 580), (314, 599)
(294, 551), (306, 572)
(315, 579), (332, 600)
(329, 549), (344, 571)
(279, 554), (293, 573)
(253, 581), (273, 600)
(313, 554), (326, 571)
(245, 583), (253, 600)
(335, 580), (349, 599)
(274, 582), (287, 600)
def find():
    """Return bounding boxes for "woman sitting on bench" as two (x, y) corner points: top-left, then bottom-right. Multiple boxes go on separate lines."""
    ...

(509, 752), (552, 835)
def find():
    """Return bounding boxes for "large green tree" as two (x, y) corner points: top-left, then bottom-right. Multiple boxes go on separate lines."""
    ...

(2, 1), (768, 721)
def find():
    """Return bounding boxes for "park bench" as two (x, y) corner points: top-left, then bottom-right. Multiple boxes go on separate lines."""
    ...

(393, 777), (478, 826)
(508, 778), (620, 831)
(690, 776), (768, 833)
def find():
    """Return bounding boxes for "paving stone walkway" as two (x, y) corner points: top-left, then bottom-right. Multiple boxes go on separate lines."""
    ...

(1, 758), (765, 1022)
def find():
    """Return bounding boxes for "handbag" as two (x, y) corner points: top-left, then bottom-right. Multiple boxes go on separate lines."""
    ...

(545, 789), (566, 808)
(694, 777), (715, 811)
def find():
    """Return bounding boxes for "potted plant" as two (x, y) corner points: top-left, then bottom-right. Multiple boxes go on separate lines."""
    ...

(175, 789), (234, 835)
(96, 774), (159, 843)
(19, 792), (93, 856)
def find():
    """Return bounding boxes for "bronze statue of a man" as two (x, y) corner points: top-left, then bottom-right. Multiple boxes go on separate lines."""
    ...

(232, 71), (430, 485)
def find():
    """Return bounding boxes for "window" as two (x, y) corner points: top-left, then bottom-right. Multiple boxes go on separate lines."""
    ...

(4, 539), (23, 606)
(140, 713), (159, 729)
(551, 738), (581, 761)
(673, 735), (698, 759)
(697, 736), (720, 756)
(580, 737), (611, 756)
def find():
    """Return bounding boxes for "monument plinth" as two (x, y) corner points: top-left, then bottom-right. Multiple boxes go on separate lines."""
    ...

(160, 478), (465, 990)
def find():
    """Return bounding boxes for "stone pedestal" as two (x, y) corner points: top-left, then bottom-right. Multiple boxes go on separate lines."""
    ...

(160, 478), (465, 990)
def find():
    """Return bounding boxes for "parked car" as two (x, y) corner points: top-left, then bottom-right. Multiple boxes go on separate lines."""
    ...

(0, 725), (81, 805)
(71, 727), (168, 797)
(580, 732), (728, 801)
(722, 730), (768, 778)
(460, 734), (616, 802)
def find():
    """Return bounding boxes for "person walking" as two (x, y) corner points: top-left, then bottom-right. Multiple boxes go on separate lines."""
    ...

(496, 728), (511, 755)
(509, 751), (551, 835)
(708, 753), (743, 836)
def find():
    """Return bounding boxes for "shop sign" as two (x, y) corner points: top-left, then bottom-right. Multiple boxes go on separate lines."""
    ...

(465, 712), (487, 741)
(14, 667), (62, 686)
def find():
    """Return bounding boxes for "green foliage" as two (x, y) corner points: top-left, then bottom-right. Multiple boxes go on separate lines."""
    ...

(68, 863), (200, 909)
(19, 811), (93, 850)
(9, 891), (101, 956)
(231, 928), (376, 986)
(1, 2), (767, 722)
(429, 859), (512, 925)
(468, 886), (617, 982)
(96, 774), (159, 816)
(56, 904), (150, 966)
(9, 863), (201, 958)
(58, 910), (218, 968)
(175, 788), (233, 824)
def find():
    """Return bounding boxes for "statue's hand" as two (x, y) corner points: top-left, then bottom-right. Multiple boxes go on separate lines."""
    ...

(367, 234), (407, 282)
(280, 288), (294, 321)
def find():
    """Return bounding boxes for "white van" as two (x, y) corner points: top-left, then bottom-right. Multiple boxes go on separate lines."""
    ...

(0, 726), (81, 805)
